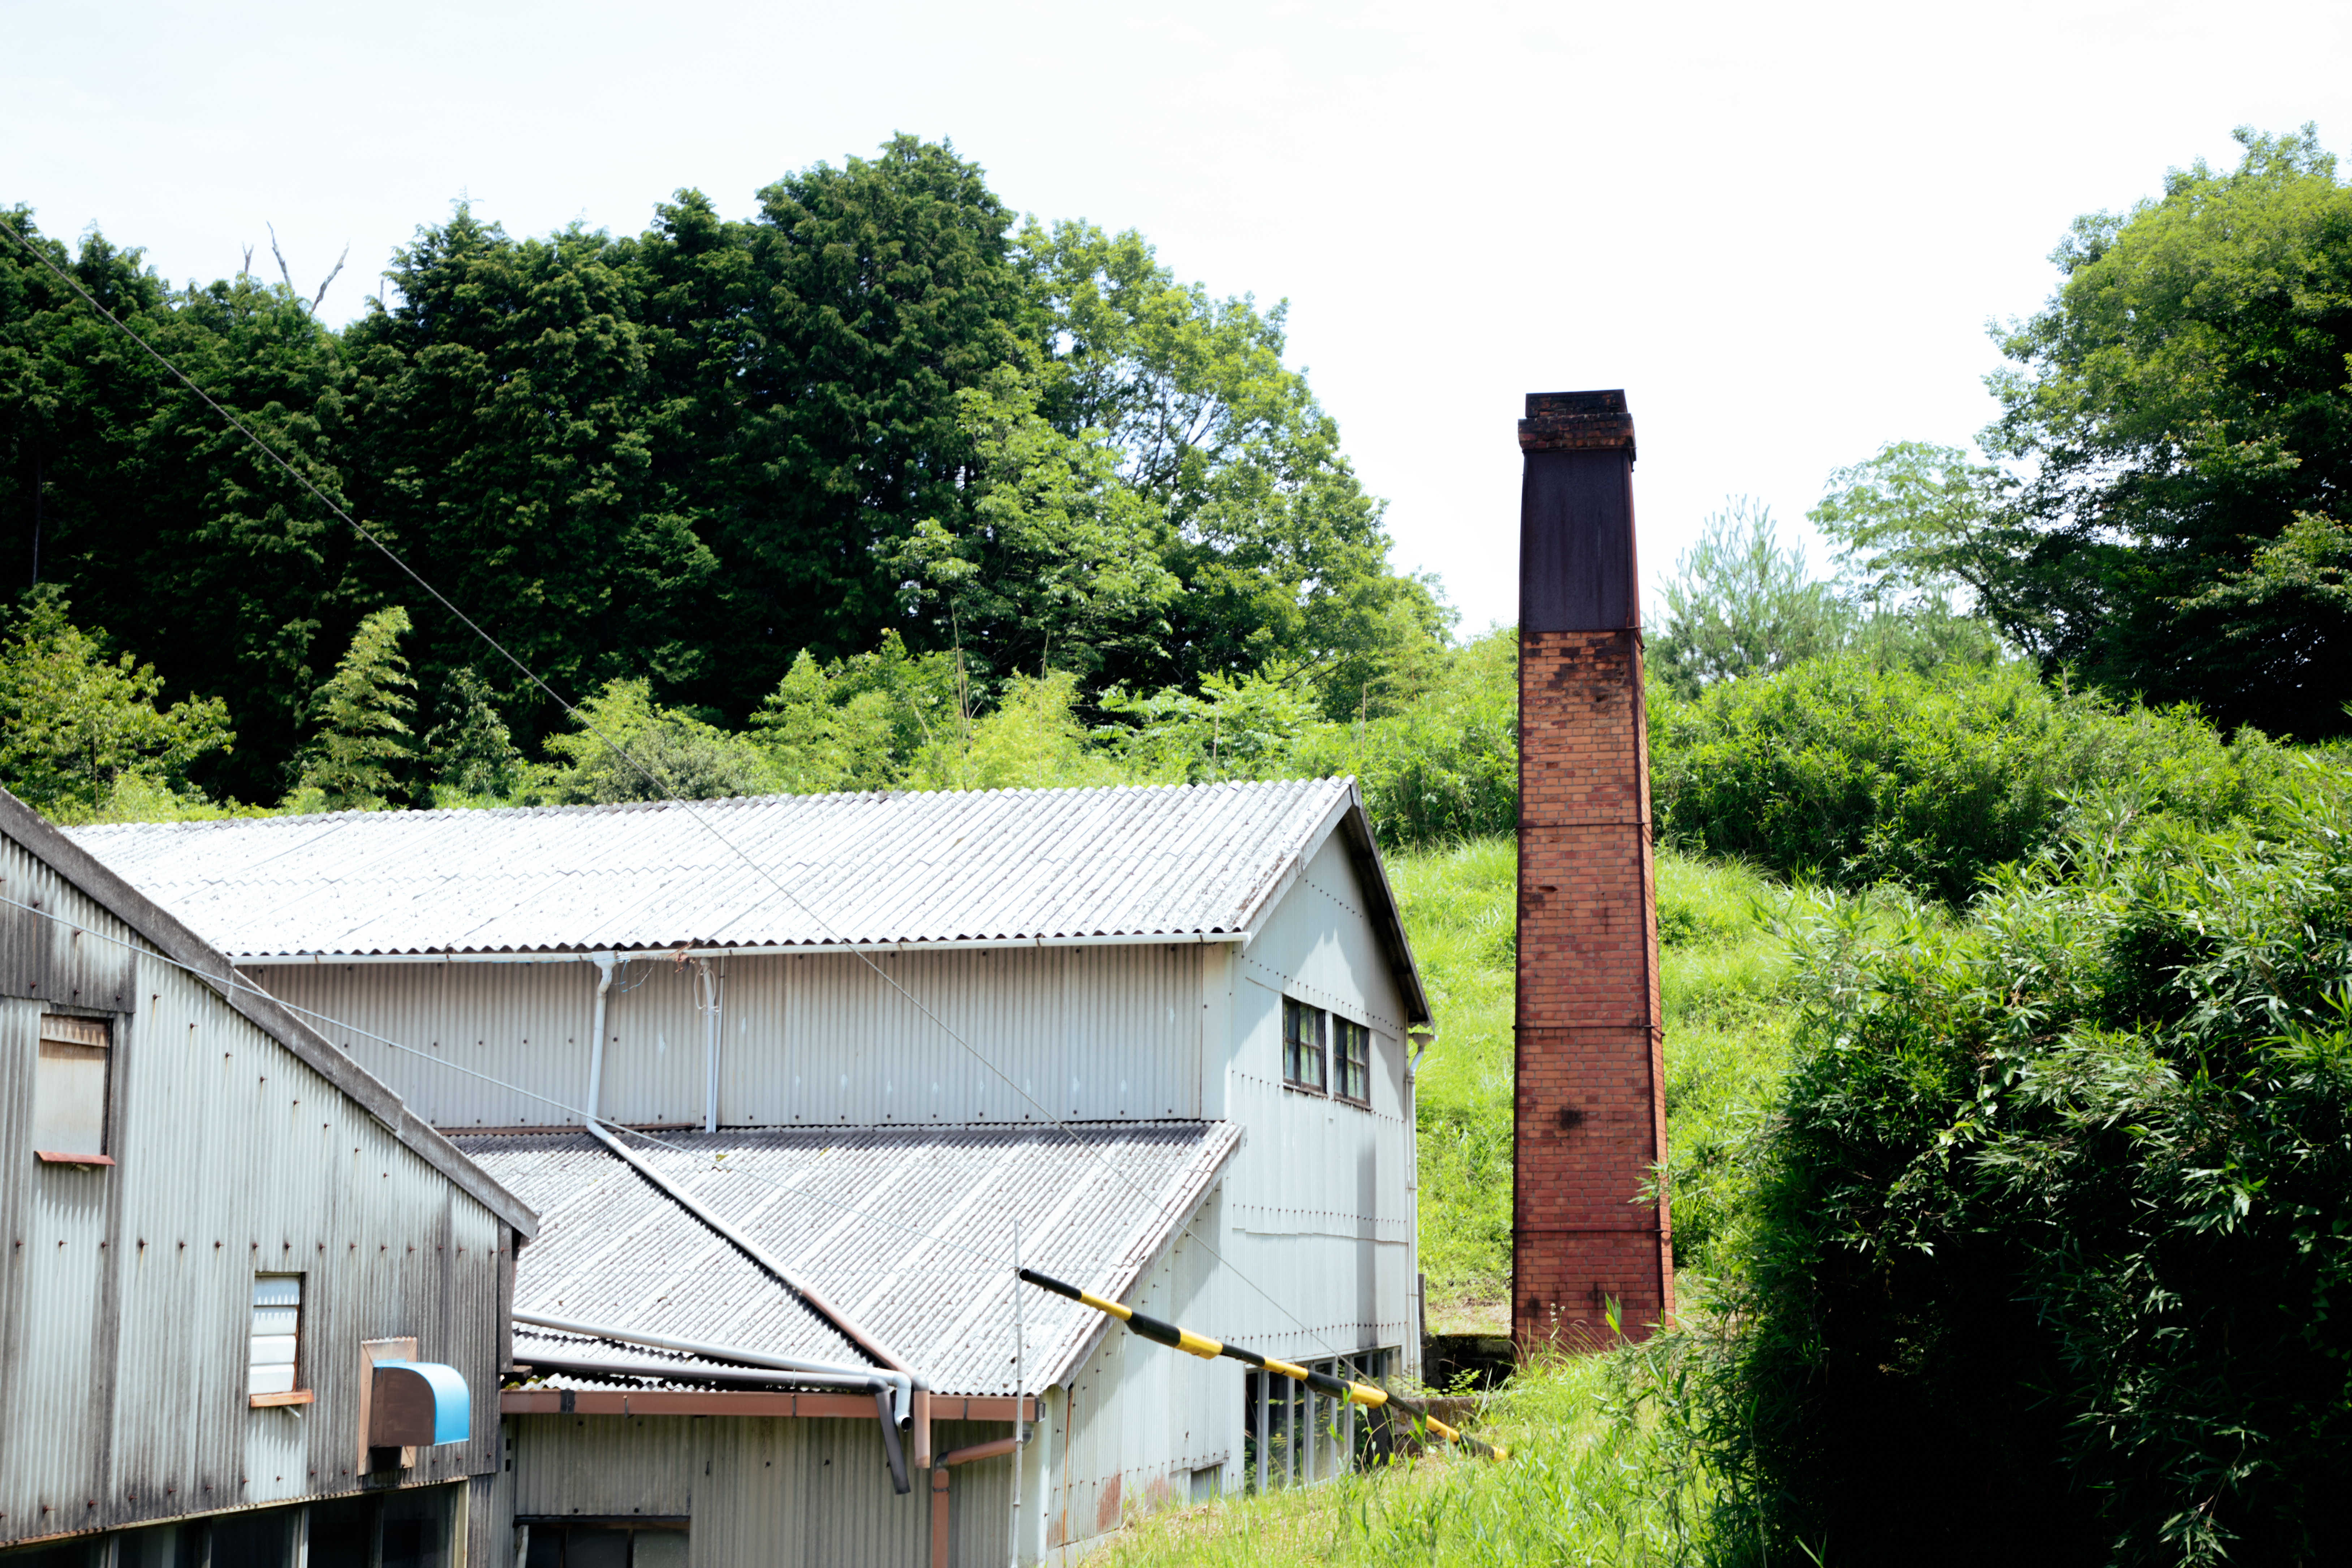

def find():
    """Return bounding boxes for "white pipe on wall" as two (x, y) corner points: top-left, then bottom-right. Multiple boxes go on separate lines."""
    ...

(697, 957), (721, 1134)
(583, 952), (616, 1128)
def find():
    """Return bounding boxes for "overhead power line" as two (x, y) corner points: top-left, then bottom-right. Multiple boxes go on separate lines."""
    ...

(0, 216), (1384, 1371)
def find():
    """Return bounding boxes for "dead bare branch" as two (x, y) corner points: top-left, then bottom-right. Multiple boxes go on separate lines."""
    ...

(309, 244), (349, 314)
(268, 223), (295, 297)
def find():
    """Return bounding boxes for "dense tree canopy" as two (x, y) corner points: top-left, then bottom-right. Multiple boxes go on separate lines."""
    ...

(1982, 125), (2352, 736)
(1, 138), (1438, 801)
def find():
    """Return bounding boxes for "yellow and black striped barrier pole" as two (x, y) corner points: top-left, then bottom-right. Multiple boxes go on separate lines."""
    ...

(1017, 1267), (1508, 1462)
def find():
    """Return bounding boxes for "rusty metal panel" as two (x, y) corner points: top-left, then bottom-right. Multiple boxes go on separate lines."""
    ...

(508, 1412), (1015, 1568)
(0, 834), (515, 1551)
(510, 1412), (698, 1517)
(0, 850), (139, 1011)
(64, 781), (1355, 960)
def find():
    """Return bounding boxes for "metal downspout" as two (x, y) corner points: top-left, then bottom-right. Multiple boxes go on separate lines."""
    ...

(1407, 1033), (1430, 1363)
(584, 952), (617, 1127)
(698, 959), (721, 1135)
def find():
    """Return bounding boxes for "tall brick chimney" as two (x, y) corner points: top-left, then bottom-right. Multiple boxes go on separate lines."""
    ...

(1512, 389), (1672, 1348)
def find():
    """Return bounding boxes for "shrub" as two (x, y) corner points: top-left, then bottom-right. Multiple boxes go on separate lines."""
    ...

(1703, 753), (2352, 1564)
(1651, 655), (2273, 902)
(1303, 629), (1518, 847)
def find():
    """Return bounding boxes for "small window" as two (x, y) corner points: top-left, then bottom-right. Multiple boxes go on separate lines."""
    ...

(524, 1523), (688, 1568)
(1282, 999), (1326, 1092)
(249, 1275), (305, 1402)
(1335, 1018), (1371, 1104)
(33, 1013), (112, 1163)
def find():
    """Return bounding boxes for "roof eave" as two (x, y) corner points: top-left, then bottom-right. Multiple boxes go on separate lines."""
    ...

(0, 787), (541, 1239)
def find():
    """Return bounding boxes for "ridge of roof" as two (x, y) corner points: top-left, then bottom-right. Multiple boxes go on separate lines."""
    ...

(66, 776), (1335, 835)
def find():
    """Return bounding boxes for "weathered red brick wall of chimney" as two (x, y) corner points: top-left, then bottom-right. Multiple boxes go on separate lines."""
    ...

(1512, 389), (1672, 1348)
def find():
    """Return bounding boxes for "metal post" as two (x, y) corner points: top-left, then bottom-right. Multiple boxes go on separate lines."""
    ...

(1009, 1216), (1025, 1568)
(1343, 1356), (1357, 1473)
(1305, 1366), (1318, 1483)
(1253, 1372), (1268, 1495)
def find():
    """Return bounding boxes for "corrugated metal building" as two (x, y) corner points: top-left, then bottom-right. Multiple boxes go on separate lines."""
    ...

(0, 787), (539, 1567)
(69, 779), (1432, 1564)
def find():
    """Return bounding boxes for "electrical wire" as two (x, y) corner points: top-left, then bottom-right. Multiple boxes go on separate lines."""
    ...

(0, 217), (1383, 1370)
(0, 890), (1011, 1265)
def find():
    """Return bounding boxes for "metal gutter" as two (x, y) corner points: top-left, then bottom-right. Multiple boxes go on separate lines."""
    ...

(233, 930), (1248, 966)
(515, 1309), (880, 1386)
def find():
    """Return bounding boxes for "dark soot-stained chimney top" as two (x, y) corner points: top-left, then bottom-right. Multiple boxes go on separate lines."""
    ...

(1520, 389), (1638, 633)
(1518, 389), (1635, 459)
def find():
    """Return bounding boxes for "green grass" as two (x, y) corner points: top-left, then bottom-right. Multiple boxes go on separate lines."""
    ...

(1390, 838), (1807, 1326)
(1090, 843), (1912, 1567)
(1095, 1341), (1717, 1567)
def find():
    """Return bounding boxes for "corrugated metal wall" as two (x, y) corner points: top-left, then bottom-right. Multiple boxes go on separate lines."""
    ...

(0, 837), (511, 1550)
(509, 1413), (1016, 1568)
(1042, 1184), (1234, 1555)
(1217, 831), (1418, 1371)
(258, 945), (1207, 1132)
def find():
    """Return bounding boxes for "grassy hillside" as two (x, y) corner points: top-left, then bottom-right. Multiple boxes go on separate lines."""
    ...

(1097, 1344), (1712, 1567)
(1393, 836), (1833, 1325)
(1094, 841), (1941, 1565)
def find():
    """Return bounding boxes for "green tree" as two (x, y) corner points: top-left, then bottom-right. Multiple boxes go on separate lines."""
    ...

(906, 670), (1123, 792)
(342, 206), (721, 751)
(1093, 665), (1323, 783)
(1984, 125), (2352, 736)
(1015, 220), (1446, 712)
(423, 666), (524, 802)
(1704, 759), (2352, 1563)
(1809, 440), (2007, 612)
(541, 679), (778, 804)
(0, 594), (232, 816)
(889, 363), (1180, 684)
(2, 211), (369, 803)
(1650, 499), (1850, 697)
(720, 137), (1031, 693)
(297, 605), (418, 810)
(1649, 654), (2269, 902)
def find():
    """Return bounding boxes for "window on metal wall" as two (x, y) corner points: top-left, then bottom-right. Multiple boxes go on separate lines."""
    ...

(382, 1484), (459, 1568)
(1334, 1018), (1371, 1104)
(1282, 998), (1326, 1091)
(247, 1275), (308, 1405)
(522, 1522), (689, 1567)
(33, 1013), (113, 1165)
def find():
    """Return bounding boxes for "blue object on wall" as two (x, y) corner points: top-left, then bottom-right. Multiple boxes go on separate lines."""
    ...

(371, 1361), (471, 1446)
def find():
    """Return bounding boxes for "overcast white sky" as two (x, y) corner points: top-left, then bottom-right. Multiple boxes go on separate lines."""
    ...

(7, 0), (2349, 636)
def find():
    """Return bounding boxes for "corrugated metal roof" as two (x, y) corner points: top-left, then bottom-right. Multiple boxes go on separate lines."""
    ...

(65, 781), (1356, 960)
(461, 1121), (1239, 1397)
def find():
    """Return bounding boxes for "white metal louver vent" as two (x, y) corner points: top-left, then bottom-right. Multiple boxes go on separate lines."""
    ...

(249, 1275), (302, 1396)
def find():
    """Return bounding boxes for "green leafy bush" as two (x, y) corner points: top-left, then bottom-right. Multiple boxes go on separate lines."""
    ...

(1651, 655), (2274, 902)
(0, 593), (233, 817)
(1704, 753), (2352, 1564)
(1302, 628), (1518, 847)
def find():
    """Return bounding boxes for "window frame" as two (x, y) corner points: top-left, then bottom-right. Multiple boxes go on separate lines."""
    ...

(1334, 1016), (1372, 1106)
(32, 1012), (115, 1168)
(1281, 998), (1327, 1094)
(249, 1272), (315, 1409)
